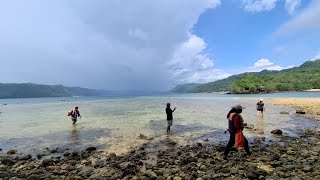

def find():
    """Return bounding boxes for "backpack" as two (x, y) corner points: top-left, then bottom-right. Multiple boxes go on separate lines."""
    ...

(67, 110), (73, 116)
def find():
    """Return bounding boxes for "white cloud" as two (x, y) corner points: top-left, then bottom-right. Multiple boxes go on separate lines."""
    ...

(168, 35), (230, 84)
(242, 0), (301, 14)
(285, 0), (301, 15)
(248, 59), (289, 72)
(0, 0), (221, 90)
(242, 0), (278, 12)
(312, 52), (320, 61)
(275, 0), (320, 36)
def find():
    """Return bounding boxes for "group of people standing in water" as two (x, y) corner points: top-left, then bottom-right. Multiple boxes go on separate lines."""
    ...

(165, 99), (265, 160)
(68, 99), (264, 160)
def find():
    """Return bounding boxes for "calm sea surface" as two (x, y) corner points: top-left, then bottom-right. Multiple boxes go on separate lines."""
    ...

(0, 92), (320, 155)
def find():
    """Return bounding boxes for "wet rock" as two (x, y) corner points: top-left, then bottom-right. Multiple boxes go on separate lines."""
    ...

(49, 149), (58, 153)
(63, 152), (70, 157)
(36, 154), (44, 159)
(139, 134), (148, 139)
(271, 129), (283, 135)
(109, 152), (117, 158)
(41, 159), (54, 167)
(27, 174), (40, 180)
(0, 158), (15, 165)
(303, 166), (312, 172)
(0, 171), (10, 178)
(145, 170), (158, 179)
(19, 154), (32, 161)
(280, 111), (289, 114)
(7, 149), (17, 155)
(244, 124), (255, 129)
(0, 165), (7, 171)
(296, 110), (306, 114)
(181, 156), (197, 165)
(85, 146), (97, 153)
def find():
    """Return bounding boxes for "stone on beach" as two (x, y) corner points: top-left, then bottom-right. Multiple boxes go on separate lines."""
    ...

(271, 129), (283, 135)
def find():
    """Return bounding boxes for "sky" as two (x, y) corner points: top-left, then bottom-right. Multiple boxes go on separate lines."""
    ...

(0, 0), (319, 91)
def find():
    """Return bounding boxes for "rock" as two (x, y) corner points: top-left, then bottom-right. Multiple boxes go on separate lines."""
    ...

(271, 129), (283, 135)
(244, 124), (255, 129)
(109, 152), (117, 158)
(173, 177), (182, 180)
(19, 154), (32, 160)
(0, 171), (10, 178)
(296, 110), (306, 114)
(0, 148), (2, 151)
(303, 166), (312, 172)
(280, 111), (289, 114)
(85, 146), (97, 153)
(41, 159), (54, 167)
(139, 134), (148, 139)
(49, 149), (58, 153)
(63, 152), (70, 157)
(7, 149), (17, 155)
(36, 154), (44, 159)
(27, 175), (40, 180)
(145, 170), (158, 179)
(0, 165), (7, 171)
(0, 158), (15, 165)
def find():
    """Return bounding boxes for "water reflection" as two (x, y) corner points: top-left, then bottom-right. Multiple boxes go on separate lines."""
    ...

(256, 116), (265, 135)
(69, 126), (80, 145)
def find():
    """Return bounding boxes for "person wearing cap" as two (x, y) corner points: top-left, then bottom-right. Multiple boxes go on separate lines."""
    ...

(165, 103), (176, 134)
(224, 104), (252, 160)
(256, 99), (265, 117)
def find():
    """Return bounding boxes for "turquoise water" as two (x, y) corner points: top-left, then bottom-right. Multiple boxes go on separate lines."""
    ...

(0, 92), (319, 155)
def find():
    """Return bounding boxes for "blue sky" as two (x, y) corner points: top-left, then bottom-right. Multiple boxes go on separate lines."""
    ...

(0, 0), (319, 90)
(192, 0), (319, 74)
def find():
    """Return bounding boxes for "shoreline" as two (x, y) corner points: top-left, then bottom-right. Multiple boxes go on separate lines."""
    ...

(0, 128), (319, 179)
(1, 97), (320, 179)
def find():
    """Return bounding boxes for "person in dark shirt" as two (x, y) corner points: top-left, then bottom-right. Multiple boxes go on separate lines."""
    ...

(71, 107), (81, 125)
(256, 99), (265, 117)
(224, 104), (252, 160)
(165, 103), (176, 133)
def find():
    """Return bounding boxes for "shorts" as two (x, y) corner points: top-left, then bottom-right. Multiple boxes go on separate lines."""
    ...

(167, 120), (173, 127)
(71, 117), (77, 122)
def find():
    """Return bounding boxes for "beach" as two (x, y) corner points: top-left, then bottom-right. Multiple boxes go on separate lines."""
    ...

(1, 94), (320, 179)
(270, 98), (320, 121)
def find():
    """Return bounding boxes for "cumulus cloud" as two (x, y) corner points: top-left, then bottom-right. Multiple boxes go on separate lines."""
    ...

(248, 59), (288, 72)
(0, 0), (221, 90)
(168, 35), (230, 84)
(275, 0), (320, 36)
(242, 0), (278, 12)
(312, 52), (320, 61)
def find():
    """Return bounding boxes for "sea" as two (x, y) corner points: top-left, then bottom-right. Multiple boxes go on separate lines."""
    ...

(1, 92), (320, 155)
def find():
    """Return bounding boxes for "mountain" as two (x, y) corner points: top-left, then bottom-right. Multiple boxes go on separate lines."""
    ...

(172, 59), (320, 93)
(170, 83), (201, 93)
(0, 83), (114, 99)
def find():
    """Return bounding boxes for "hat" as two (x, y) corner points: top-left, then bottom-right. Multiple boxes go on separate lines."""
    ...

(232, 104), (245, 110)
(260, 99), (263, 101)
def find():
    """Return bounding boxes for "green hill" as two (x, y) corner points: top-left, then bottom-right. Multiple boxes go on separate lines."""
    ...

(173, 59), (320, 93)
(170, 83), (201, 93)
(0, 83), (111, 99)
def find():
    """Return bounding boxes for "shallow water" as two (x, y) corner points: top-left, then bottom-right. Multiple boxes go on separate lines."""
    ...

(0, 93), (319, 155)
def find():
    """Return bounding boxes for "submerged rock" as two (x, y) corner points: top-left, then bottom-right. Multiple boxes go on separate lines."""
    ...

(271, 129), (283, 135)
(139, 134), (148, 139)
(280, 111), (289, 114)
(7, 149), (17, 155)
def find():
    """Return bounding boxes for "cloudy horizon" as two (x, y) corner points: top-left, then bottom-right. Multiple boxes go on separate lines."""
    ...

(1, 0), (319, 91)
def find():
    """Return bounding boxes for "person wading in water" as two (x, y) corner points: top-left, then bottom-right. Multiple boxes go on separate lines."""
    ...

(165, 103), (176, 134)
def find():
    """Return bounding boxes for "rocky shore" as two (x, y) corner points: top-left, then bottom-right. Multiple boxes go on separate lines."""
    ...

(1, 128), (320, 180)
